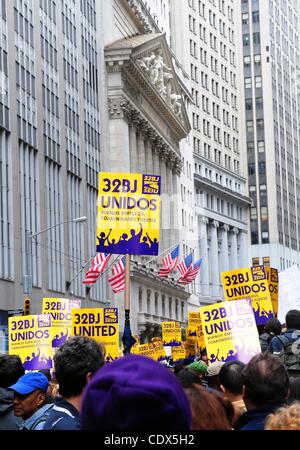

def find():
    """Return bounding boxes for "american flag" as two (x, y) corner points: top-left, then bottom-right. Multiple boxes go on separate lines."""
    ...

(177, 253), (193, 278)
(158, 245), (180, 278)
(178, 258), (202, 284)
(108, 257), (126, 293)
(83, 253), (111, 285)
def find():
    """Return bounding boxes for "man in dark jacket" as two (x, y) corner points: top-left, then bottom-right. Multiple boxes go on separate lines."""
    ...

(269, 310), (300, 353)
(237, 352), (289, 430)
(43, 336), (105, 430)
(0, 355), (25, 430)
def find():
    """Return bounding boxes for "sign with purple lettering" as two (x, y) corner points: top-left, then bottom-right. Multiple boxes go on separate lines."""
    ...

(96, 172), (161, 255)
(8, 315), (52, 370)
(42, 298), (81, 349)
(221, 266), (274, 325)
(200, 299), (261, 365)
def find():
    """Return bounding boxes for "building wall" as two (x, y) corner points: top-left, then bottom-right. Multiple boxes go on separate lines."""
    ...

(0, 0), (106, 312)
(241, 0), (300, 270)
(170, 0), (250, 304)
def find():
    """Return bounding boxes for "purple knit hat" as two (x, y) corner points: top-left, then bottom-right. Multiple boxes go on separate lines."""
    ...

(81, 354), (192, 430)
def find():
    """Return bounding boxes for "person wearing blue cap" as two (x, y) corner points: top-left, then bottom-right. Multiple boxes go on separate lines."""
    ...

(8, 372), (53, 430)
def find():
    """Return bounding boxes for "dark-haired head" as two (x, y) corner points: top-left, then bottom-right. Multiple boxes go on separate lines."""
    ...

(219, 360), (245, 396)
(0, 355), (25, 389)
(185, 384), (232, 430)
(242, 352), (289, 409)
(287, 377), (300, 405)
(264, 318), (282, 336)
(54, 336), (105, 399)
(286, 310), (300, 330)
(175, 367), (203, 388)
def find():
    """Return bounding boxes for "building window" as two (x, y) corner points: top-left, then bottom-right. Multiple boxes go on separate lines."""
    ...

(262, 232), (269, 243)
(253, 32), (260, 45)
(256, 97), (263, 110)
(138, 287), (143, 311)
(254, 54), (261, 65)
(250, 207), (257, 220)
(245, 98), (253, 110)
(154, 292), (158, 315)
(243, 34), (250, 46)
(258, 161), (266, 174)
(255, 76), (262, 88)
(261, 206), (268, 221)
(169, 297), (172, 318)
(242, 13), (249, 24)
(248, 163), (255, 175)
(263, 256), (270, 266)
(251, 231), (258, 245)
(181, 301), (185, 321)
(258, 141), (265, 152)
(257, 118), (264, 130)
(244, 55), (251, 68)
(252, 11), (260, 22)
(246, 120), (254, 133)
(162, 294), (165, 317)
(245, 77), (252, 89)
(147, 289), (151, 313)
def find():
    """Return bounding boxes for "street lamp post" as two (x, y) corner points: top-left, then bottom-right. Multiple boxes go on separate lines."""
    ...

(23, 217), (87, 309)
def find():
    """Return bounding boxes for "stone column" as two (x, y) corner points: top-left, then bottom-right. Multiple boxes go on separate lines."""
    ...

(172, 156), (182, 247)
(153, 141), (160, 175)
(220, 224), (230, 273)
(239, 230), (249, 267)
(137, 120), (147, 173)
(166, 156), (174, 248)
(160, 145), (169, 252)
(145, 129), (154, 173)
(199, 217), (209, 296)
(230, 227), (239, 269)
(210, 220), (220, 297)
(129, 123), (138, 172)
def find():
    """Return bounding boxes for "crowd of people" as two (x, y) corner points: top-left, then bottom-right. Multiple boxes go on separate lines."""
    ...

(1, 309), (300, 431)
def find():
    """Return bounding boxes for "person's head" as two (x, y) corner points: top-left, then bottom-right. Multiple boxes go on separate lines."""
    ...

(38, 369), (51, 381)
(8, 372), (49, 420)
(285, 310), (300, 330)
(0, 355), (25, 389)
(287, 377), (300, 405)
(265, 402), (300, 430)
(205, 361), (225, 392)
(242, 352), (289, 409)
(219, 361), (245, 398)
(175, 367), (203, 388)
(184, 384), (232, 430)
(187, 361), (208, 379)
(264, 318), (282, 336)
(54, 336), (105, 399)
(81, 355), (192, 430)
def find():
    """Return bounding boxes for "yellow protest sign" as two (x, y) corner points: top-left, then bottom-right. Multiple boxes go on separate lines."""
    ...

(152, 340), (167, 362)
(265, 267), (279, 316)
(71, 308), (119, 362)
(42, 298), (81, 349)
(200, 299), (261, 364)
(9, 315), (52, 370)
(185, 335), (196, 359)
(162, 322), (181, 346)
(171, 344), (186, 362)
(136, 343), (157, 360)
(221, 266), (274, 325)
(96, 172), (161, 255)
(187, 312), (205, 352)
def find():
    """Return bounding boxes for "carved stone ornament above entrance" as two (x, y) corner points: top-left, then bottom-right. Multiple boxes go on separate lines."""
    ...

(104, 33), (191, 142)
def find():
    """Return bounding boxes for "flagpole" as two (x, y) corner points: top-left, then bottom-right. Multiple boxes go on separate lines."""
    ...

(124, 254), (131, 310)
(145, 240), (183, 267)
